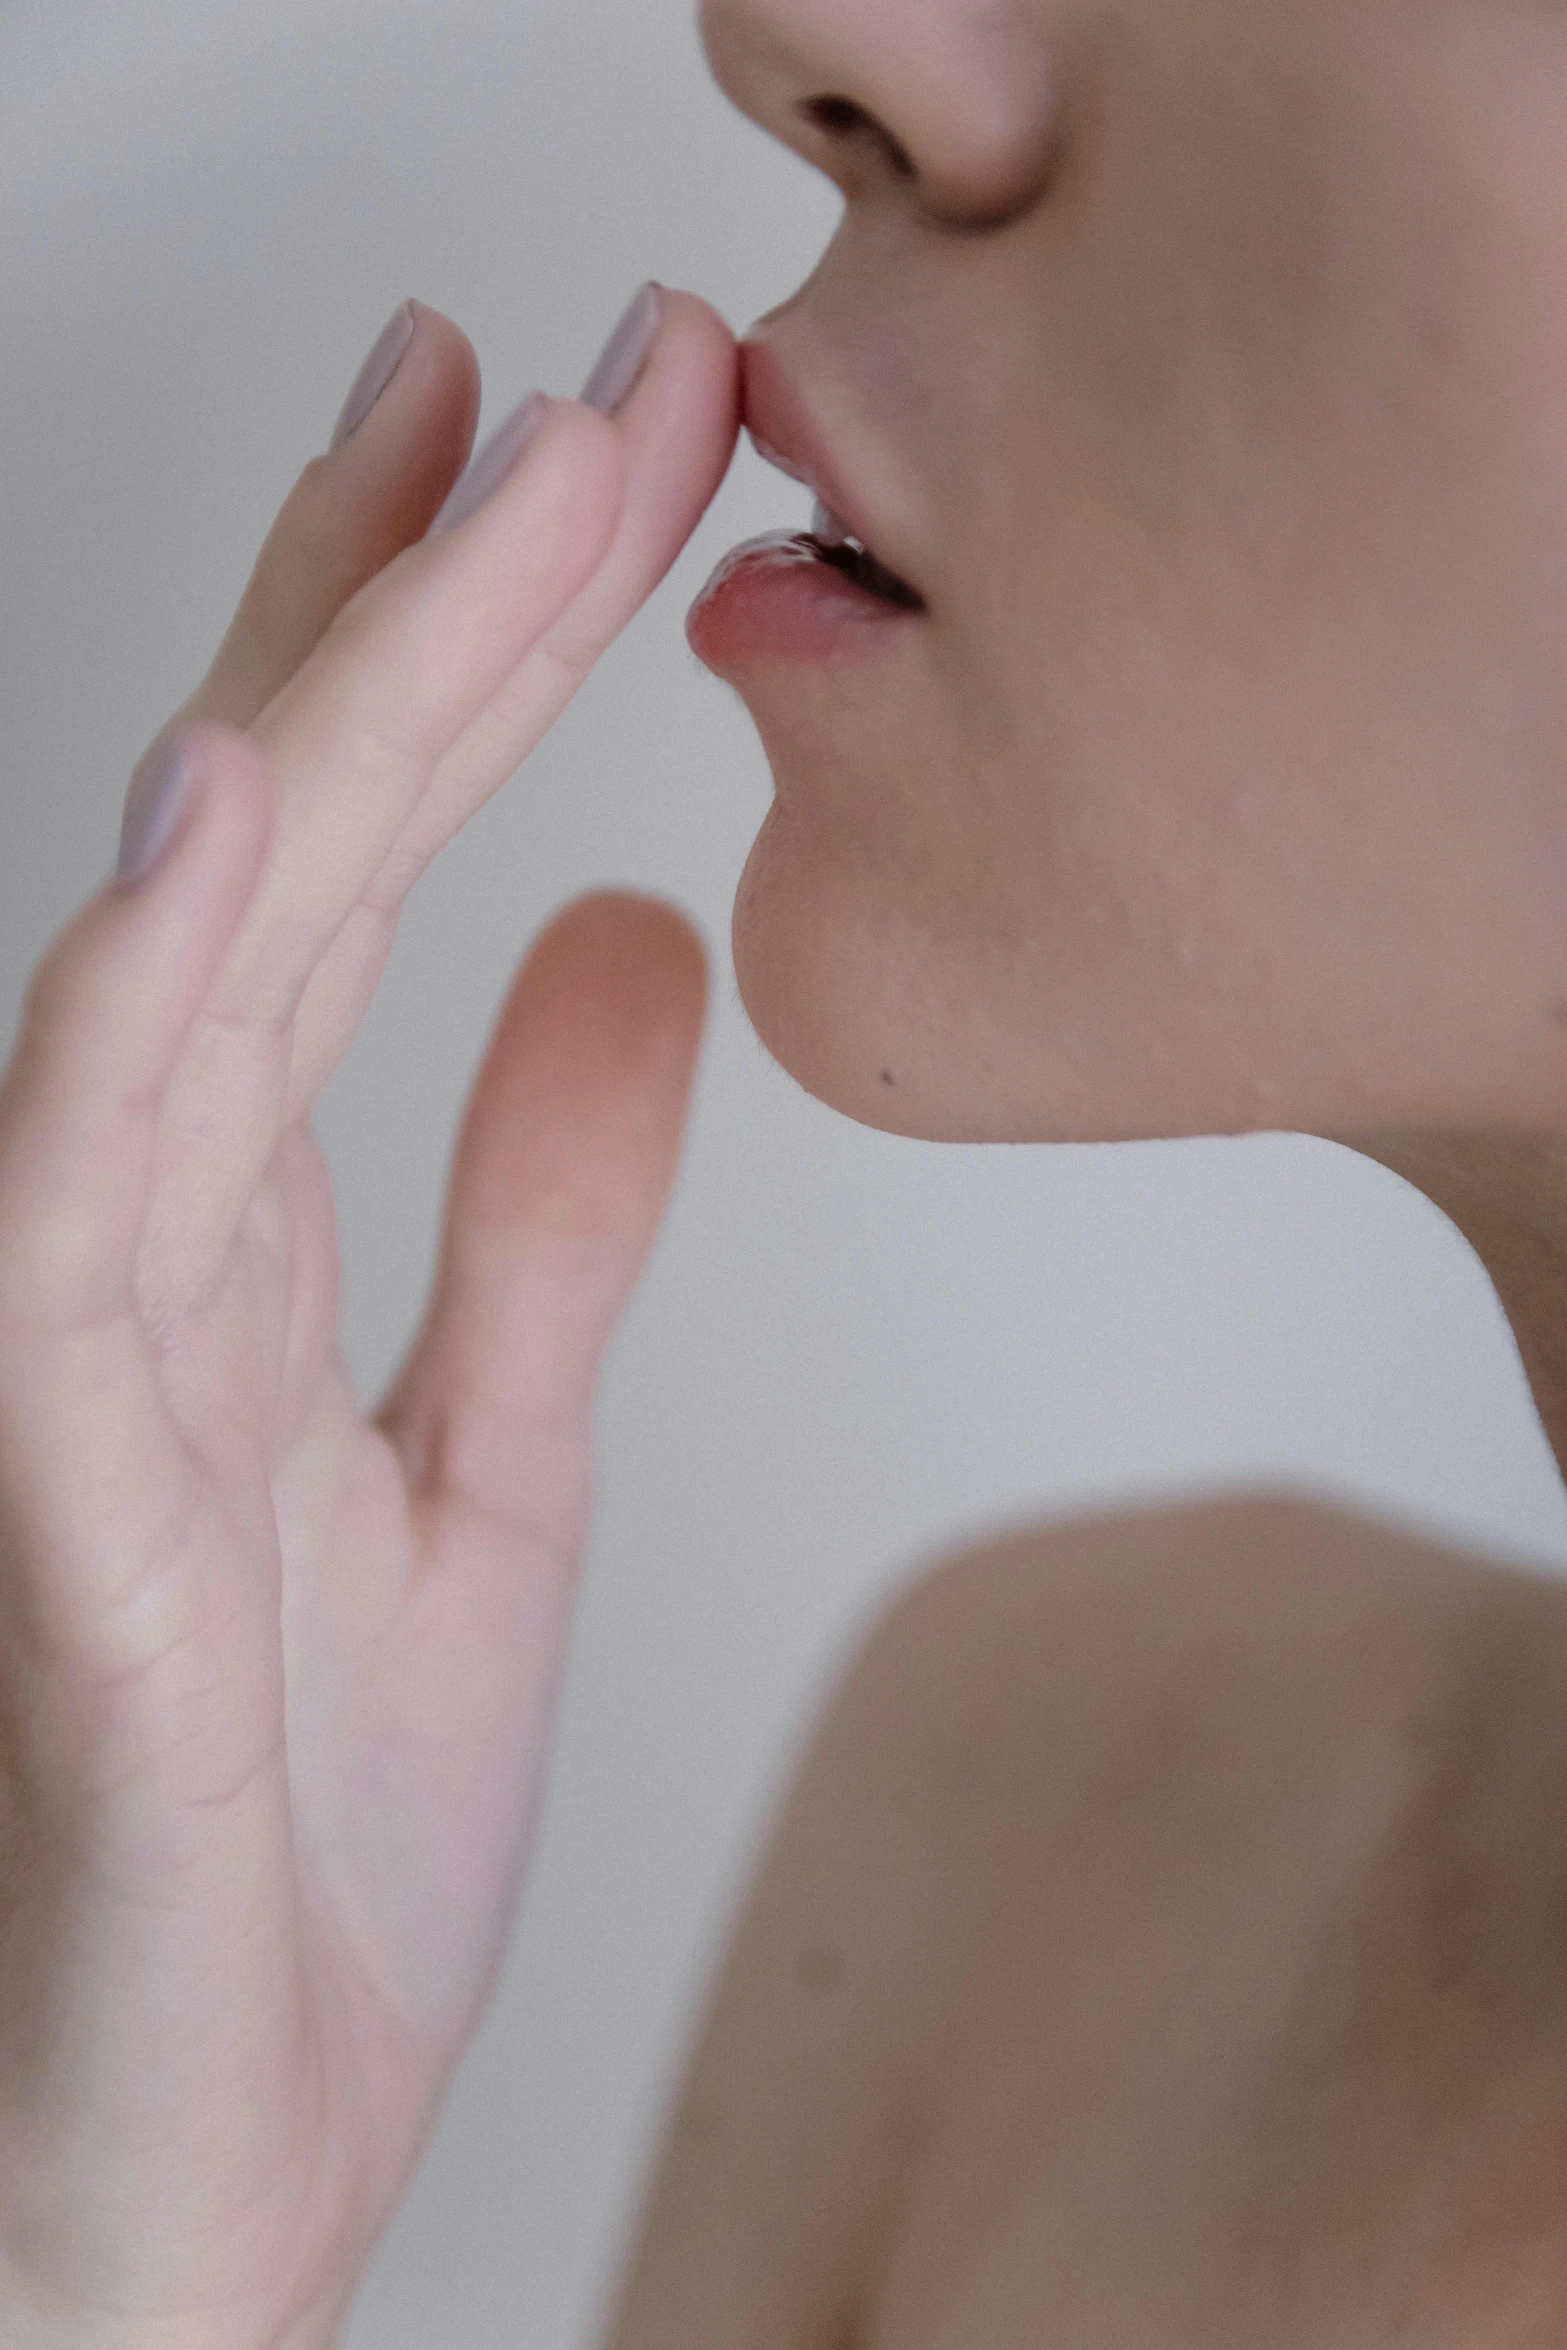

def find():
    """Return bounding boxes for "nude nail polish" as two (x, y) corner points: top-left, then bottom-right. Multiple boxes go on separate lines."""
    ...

(330, 301), (416, 450)
(116, 733), (194, 887)
(579, 283), (663, 417)
(428, 392), (548, 539)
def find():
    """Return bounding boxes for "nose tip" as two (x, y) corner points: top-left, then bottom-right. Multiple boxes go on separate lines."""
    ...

(700, 0), (1059, 233)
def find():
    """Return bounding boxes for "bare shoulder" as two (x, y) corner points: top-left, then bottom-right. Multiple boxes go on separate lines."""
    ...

(833, 1485), (1567, 1866)
(855, 1483), (1557, 1725)
(601, 1502), (1312, 2350)
(867, 1483), (1516, 1671)
(601, 1492), (1567, 2350)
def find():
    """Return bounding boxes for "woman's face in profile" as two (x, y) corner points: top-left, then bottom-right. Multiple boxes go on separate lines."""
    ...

(692, 0), (1567, 1150)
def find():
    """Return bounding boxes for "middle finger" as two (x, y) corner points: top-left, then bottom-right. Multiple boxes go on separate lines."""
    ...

(212, 394), (624, 1038)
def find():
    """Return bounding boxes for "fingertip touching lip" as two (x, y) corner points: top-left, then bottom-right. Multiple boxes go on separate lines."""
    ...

(740, 338), (922, 598)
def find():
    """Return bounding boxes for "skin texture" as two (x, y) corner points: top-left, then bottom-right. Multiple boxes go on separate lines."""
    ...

(597, 0), (1567, 2343)
(0, 293), (739, 2346)
(692, 0), (1567, 1475)
(5, 1), (1567, 2343)
(604, 1495), (1567, 2350)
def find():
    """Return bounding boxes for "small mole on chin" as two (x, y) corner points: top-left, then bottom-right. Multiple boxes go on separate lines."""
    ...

(880, 1069), (897, 1086)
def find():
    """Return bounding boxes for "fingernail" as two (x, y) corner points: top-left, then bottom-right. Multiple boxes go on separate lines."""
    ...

(579, 282), (663, 418)
(116, 733), (196, 888)
(329, 300), (416, 451)
(428, 391), (549, 541)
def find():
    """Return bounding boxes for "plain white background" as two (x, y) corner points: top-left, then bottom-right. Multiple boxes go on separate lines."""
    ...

(3, 3), (1565, 2341)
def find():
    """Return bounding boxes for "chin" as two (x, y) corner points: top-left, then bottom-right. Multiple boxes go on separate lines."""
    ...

(729, 806), (1404, 1150)
(729, 805), (1106, 1145)
(731, 808), (977, 1140)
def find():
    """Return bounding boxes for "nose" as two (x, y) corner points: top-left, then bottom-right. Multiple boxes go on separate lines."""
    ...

(698, 0), (1060, 232)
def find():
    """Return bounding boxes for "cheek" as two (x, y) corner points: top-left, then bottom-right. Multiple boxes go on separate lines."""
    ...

(732, 551), (1567, 1147)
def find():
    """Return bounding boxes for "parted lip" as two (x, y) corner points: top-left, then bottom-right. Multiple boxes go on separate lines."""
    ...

(739, 338), (918, 591)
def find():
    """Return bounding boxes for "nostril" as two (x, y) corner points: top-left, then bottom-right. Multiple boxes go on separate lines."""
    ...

(797, 93), (917, 182)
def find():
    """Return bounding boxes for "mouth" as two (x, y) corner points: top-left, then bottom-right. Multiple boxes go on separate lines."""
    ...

(740, 343), (927, 614)
(795, 502), (926, 610)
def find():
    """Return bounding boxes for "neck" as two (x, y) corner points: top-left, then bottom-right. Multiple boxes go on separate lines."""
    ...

(1337, 1128), (1567, 1493)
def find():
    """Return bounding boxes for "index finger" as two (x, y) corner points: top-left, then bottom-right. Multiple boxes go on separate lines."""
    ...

(281, 288), (740, 1118)
(357, 288), (742, 905)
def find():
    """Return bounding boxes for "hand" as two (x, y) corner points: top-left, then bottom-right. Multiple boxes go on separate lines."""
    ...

(0, 290), (738, 2348)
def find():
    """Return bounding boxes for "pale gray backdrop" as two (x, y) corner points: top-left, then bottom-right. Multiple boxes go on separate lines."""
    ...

(2, 3), (1563, 2343)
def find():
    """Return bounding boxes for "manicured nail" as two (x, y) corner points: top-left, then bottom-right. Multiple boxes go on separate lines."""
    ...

(116, 733), (196, 887)
(579, 282), (663, 417)
(329, 301), (416, 450)
(428, 392), (549, 540)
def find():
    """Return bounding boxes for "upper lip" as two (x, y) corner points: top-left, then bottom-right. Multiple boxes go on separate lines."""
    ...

(739, 339), (918, 590)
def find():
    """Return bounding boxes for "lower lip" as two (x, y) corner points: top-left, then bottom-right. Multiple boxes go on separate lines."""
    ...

(686, 533), (925, 671)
